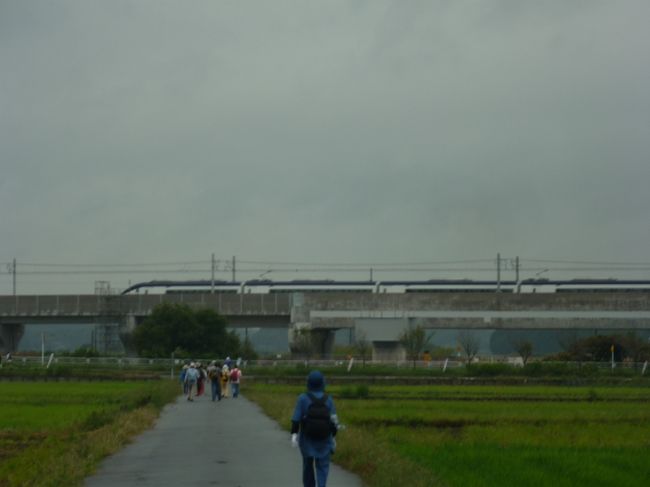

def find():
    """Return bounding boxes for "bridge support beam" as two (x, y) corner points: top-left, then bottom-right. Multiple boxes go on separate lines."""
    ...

(372, 341), (405, 362)
(117, 314), (141, 357)
(0, 322), (25, 354)
(312, 329), (336, 358)
(289, 324), (337, 359)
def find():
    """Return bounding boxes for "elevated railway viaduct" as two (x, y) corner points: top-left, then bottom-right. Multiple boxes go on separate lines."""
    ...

(2, 292), (650, 358)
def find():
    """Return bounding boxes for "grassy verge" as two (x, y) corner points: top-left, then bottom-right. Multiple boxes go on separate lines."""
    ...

(245, 384), (444, 487)
(0, 364), (163, 380)
(0, 381), (179, 487)
(4, 360), (649, 383)
(241, 361), (650, 380)
(245, 382), (650, 487)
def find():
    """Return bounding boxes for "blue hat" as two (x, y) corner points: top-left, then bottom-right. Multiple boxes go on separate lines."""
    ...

(307, 370), (325, 392)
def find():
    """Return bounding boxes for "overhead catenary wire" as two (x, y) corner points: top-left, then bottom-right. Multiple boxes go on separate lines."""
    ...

(2, 257), (650, 283)
(7, 267), (511, 276)
(7, 256), (650, 270)
(521, 258), (650, 266)
(237, 258), (493, 267)
(17, 260), (207, 267)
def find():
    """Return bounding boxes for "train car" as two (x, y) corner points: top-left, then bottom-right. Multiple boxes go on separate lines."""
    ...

(121, 280), (240, 295)
(375, 280), (517, 293)
(121, 278), (650, 295)
(515, 279), (559, 294)
(554, 279), (650, 293)
(264, 280), (375, 294)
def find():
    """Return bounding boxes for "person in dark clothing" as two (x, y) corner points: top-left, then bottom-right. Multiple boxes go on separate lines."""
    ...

(207, 361), (222, 401)
(291, 370), (341, 487)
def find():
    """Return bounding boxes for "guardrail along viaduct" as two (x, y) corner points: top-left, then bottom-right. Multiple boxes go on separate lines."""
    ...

(2, 292), (650, 358)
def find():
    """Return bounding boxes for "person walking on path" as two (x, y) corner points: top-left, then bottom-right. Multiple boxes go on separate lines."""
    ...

(207, 361), (222, 401)
(196, 363), (206, 397)
(184, 362), (199, 401)
(291, 370), (341, 487)
(230, 366), (242, 398)
(220, 363), (230, 398)
(179, 364), (189, 395)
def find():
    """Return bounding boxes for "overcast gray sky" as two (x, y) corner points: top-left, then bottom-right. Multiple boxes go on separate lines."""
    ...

(2, 1), (649, 293)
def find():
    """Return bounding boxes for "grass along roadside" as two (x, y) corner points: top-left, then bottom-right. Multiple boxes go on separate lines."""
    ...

(244, 383), (650, 487)
(244, 385), (444, 487)
(0, 381), (179, 487)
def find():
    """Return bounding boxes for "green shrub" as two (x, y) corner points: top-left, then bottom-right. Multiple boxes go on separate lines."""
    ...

(82, 409), (115, 431)
(587, 388), (599, 401)
(66, 346), (101, 358)
(339, 385), (370, 399)
(465, 363), (515, 377)
(576, 363), (600, 376)
(355, 384), (370, 398)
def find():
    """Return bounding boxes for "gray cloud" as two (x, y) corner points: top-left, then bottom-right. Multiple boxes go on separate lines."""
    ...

(2, 1), (649, 292)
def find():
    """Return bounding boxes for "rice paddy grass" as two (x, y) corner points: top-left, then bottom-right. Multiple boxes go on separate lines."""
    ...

(245, 383), (650, 487)
(0, 381), (178, 487)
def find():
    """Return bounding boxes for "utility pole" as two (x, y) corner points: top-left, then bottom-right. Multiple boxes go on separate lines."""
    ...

(211, 253), (215, 294)
(232, 256), (236, 282)
(12, 258), (16, 295)
(515, 256), (520, 283)
(496, 253), (501, 293)
(370, 267), (373, 281)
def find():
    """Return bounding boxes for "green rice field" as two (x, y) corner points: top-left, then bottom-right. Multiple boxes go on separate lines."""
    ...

(2, 379), (649, 486)
(245, 383), (650, 487)
(0, 381), (178, 486)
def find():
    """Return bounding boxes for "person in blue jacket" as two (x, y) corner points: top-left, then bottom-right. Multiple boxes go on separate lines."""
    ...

(179, 364), (188, 395)
(291, 370), (341, 487)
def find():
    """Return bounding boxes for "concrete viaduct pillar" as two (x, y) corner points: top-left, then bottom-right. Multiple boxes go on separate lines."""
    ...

(117, 314), (139, 356)
(355, 317), (409, 361)
(312, 329), (336, 358)
(289, 316), (407, 360)
(288, 322), (337, 359)
(0, 322), (25, 354)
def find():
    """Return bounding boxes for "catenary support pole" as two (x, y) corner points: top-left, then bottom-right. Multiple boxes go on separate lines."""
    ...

(496, 253), (501, 293)
(515, 256), (520, 283)
(211, 253), (215, 293)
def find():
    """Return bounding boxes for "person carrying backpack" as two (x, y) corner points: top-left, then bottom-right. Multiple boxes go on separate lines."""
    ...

(220, 364), (230, 398)
(184, 363), (199, 401)
(207, 361), (222, 402)
(290, 370), (341, 487)
(229, 366), (242, 398)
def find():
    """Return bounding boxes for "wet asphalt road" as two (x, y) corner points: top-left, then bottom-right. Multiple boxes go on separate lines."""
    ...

(84, 391), (363, 487)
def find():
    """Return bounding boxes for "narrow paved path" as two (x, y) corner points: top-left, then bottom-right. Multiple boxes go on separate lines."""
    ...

(84, 391), (363, 487)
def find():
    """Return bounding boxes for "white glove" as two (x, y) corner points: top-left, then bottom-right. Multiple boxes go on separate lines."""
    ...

(291, 433), (299, 448)
(331, 414), (345, 431)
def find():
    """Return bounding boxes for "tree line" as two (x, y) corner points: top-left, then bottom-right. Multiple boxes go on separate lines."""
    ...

(130, 304), (650, 368)
(131, 303), (256, 359)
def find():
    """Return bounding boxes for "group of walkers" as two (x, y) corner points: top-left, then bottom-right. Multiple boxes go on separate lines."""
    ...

(180, 357), (242, 402)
